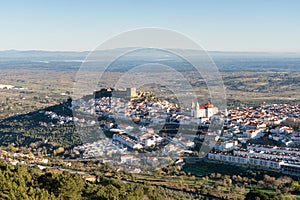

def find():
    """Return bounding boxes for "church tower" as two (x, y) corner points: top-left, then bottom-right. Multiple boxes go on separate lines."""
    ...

(191, 102), (206, 118)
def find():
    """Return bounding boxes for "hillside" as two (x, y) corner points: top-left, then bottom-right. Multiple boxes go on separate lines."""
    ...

(0, 100), (81, 155)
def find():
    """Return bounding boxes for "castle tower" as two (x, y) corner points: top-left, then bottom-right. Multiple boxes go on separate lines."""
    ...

(126, 88), (137, 97)
(191, 102), (196, 117)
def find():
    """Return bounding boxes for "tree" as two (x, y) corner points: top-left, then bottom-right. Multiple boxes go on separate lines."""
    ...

(245, 189), (269, 200)
(57, 171), (84, 199)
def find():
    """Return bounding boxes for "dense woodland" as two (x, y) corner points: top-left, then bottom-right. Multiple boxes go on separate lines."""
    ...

(0, 160), (194, 200)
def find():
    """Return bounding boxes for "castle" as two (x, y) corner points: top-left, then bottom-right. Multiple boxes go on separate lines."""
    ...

(94, 88), (137, 99)
(191, 102), (218, 118)
(113, 88), (137, 98)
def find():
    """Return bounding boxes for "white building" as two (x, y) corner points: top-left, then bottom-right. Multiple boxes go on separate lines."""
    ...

(113, 133), (143, 149)
(120, 155), (134, 163)
(191, 102), (218, 118)
(247, 144), (300, 156)
(208, 152), (284, 170)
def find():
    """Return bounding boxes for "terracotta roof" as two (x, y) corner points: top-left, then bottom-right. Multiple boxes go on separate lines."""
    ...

(206, 103), (215, 108)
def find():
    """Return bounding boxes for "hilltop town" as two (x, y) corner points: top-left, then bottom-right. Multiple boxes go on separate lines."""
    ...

(60, 88), (300, 176)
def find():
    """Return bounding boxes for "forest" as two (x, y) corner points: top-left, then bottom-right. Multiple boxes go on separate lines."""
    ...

(0, 160), (193, 200)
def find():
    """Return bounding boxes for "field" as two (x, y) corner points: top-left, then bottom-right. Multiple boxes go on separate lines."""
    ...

(1, 68), (300, 120)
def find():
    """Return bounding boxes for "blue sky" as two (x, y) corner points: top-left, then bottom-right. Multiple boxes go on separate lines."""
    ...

(1, 0), (300, 52)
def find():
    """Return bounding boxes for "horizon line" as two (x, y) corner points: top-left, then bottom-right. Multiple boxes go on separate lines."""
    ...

(1, 48), (300, 54)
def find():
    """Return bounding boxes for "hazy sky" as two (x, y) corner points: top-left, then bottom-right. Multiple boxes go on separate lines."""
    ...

(1, 0), (300, 52)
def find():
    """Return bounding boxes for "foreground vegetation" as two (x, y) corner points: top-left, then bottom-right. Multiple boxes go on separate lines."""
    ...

(181, 161), (300, 199)
(0, 160), (193, 200)
(2, 158), (299, 200)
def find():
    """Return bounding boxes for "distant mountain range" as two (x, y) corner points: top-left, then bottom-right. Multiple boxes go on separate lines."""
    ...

(1, 49), (300, 71)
